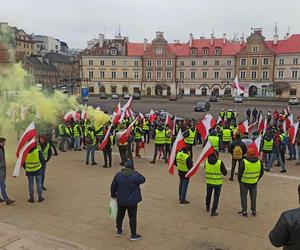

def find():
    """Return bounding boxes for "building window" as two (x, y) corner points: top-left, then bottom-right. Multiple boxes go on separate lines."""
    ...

(252, 58), (258, 66)
(263, 58), (269, 65)
(203, 48), (209, 55)
(293, 58), (299, 65)
(191, 49), (197, 55)
(112, 60), (116, 66)
(156, 71), (162, 79)
(262, 70), (269, 79)
(240, 58), (247, 66)
(155, 47), (163, 55)
(111, 49), (117, 55)
(156, 59), (162, 67)
(191, 60), (196, 67)
(146, 71), (152, 79)
(111, 71), (116, 79)
(226, 60), (232, 66)
(203, 60), (208, 66)
(279, 58), (285, 65)
(251, 71), (257, 79)
(240, 71), (246, 79)
(134, 60), (139, 67)
(214, 71), (220, 79)
(147, 59), (152, 67)
(100, 71), (105, 79)
(88, 71), (93, 79)
(226, 71), (232, 79)
(276, 89), (283, 96)
(292, 70), (298, 79)
(134, 72), (139, 79)
(215, 60), (220, 66)
(100, 60), (105, 66)
(166, 71), (172, 79)
(252, 46), (259, 52)
(215, 48), (221, 55)
(166, 59), (172, 67)
(190, 71), (196, 79)
(290, 89), (297, 96)
(179, 72), (185, 79)
(123, 71), (128, 79)
(111, 86), (117, 93)
(202, 71), (208, 79)
(179, 60), (184, 67)
(278, 70), (284, 79)
(123, 60), (128, 67)
(88, 60), (93, 66)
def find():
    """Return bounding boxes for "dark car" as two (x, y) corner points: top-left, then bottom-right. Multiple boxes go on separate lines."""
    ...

(132, 93), (141, 100)
(123, 94), (130, 100)
(99, 93), (108, 99)
(194, 101), (210, 112)
(209, 95), (218, 102)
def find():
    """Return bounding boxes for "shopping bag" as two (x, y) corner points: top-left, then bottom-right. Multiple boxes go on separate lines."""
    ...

(108, 198), (118, 219)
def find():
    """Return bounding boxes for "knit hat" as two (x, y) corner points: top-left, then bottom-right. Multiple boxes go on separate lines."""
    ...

(124, 160), (134, 169)
(247, 147), (256, 157)
(0, 137), (6, 143)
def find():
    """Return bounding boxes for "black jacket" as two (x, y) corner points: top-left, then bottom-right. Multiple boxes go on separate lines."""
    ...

(238, 156), (264, 183)
(269, 207), (300, 250)
(228, 139), (247, 156)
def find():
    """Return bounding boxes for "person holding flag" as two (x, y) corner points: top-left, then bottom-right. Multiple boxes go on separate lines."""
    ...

(100, 126), (115, 168)
(183, 123), (196, 160)
(142, 118), (150, 144)
(165, 124), (173, 159)
(150, 123), (167, 164)
(175, 146), (193, 204)
(116, 124), (129, 166)
(134, 121), (144, 158)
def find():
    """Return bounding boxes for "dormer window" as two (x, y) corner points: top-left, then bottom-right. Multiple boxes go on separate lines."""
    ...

(191, 49), (197, 56)
(215, 47), (222, 55)
(111, 48), (117, 55)
(252, 46), (259, 53)
(203, 47), (209, 55)
(155, 47), (163, 55)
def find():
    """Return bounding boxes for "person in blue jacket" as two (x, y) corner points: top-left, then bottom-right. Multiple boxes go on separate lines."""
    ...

(110, 160), (146, 241)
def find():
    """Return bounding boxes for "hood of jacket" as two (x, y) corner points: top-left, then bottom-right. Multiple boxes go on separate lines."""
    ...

(207, 153), (218, 165)
(121, 168), (136, 176)
(244, 155), (259, 163)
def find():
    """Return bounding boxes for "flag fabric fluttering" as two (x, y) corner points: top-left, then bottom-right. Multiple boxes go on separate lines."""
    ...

(138, 112), (144, 120)
(284, 106), (291, 116)
(185, 140), (215, 178)
(172, 116), (177, 135)
(283, 113), (294, 132)
(258, 114), (265, 134)
(238, 120), (249, 135)
(248, 135), (262, 157)
(168, 130), (186, 175)
(149, 109), (157, 124)
(196, 114), (216, 139)
(119, 117), (138, 144)
(99, 125), (112, 150)
(16, 122), (37, 158)
(290, 121), (299, 144)
(165, 114), (171, 127)
(233, 75), (246, 96)
(112, 103), (122, 125)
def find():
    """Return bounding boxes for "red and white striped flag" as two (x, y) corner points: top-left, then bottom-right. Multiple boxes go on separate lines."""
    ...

(13, 137), (37, 177)
(289, 121), (299, 144)
(238, 120), (249, 135)
(283, 113), (294, 132)
(16, 122), (37, 157)
(99, 125), (112, 150)
(233, 75), (246, 96)
(258, 114), (265, 134)
(196, 114), (216, 139)
(138, 112), (144, 120)
(149, 109), (157, 124)
(168, 130), (186, 175)
(81, 110), (88, 120)
(119, 117), (138, 144)
(112, 103), (122, 125)
(284, 106), (291, 116)
(165, 114), (171, 127)
(248, 135), (262, 157)
(122, 96), (133, 111)
(172, 116), (177, 135)
(248, 121), (257, 132)
(185, 140), (215, 178)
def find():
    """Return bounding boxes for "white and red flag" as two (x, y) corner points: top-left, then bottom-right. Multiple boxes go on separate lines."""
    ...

(165, 114), (171, 127)
(233, 75), (246, 96)
(125, 108), (135, 120)
(290, 121), (299, 144)
(119, 117), (138, 144)
(112, 103), (122, 125)
(64, 110), (79, 121)
(122, 96), (133, 112)
(258, 114), (265, 134)
(247, 135), (262, 157)
(248, 121), (257, 132)
(216, 115), (225, 126)
(16, 122), (37, 158)
(283, 113), (294, 132)
(172, 116), (177, 135)
(149, 109), (157, 124)
(238, 120), (249, 135)
(168, 130), (186, 175)
(185, 140), (215, 178)
(196, 114), (216, 140)
(138, 112), (144, 120)
(99, 125), (112, 150)
(284, 106), (291, 116)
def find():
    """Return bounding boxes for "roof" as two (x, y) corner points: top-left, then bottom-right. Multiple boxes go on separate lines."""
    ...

(44, 52), (72, 64)
(167, 43), (190, 56)
(127, 43), (145, 56)
(265, 34), (300, 54)
(25, 56), (57, 71)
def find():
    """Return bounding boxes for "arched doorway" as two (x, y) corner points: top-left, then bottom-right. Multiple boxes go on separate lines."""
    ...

(212, 87), (219, 97)
(100, 86), (105, 93)
(146, 87), (151, 96)
(249, 85), (258, 97)
(201, 88), (207, 96)
(155, 85), (163, 96)
(261, 85), (268, 97)
(167, 87), (171, 96)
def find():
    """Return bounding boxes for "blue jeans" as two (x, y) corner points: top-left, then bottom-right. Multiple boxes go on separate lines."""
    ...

(288, 143), (296, 159)
(74, 136), (81, 150)
(263, 152), (272, 167)
(267, 152), (286, 171)
(0, 179), (9, 201)
(179, 176), (189, 202)
(27, 175), (42, 198)
(86, 144), (96, 164)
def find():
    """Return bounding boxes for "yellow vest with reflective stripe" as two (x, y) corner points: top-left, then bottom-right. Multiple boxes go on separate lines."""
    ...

(222, 129), (231, 142)
(241, 159), (261, 184)
(134, 126), (143, 140)
(184, 129), (196, 144)
(38, 143), (50, 161)
(73, 124), (81, 137)
(165, 129), (172, 144)
(208, 136), (219, 151)
(176, 151), (189, 172)
(263, 139), (273, 151)
(58, 124), (65, 136)
(143, 120), (150, 131)
(226, 112), (232, 119)
(155, 129), (165, 144)
(205, 159), (223, 185)
(25, 148), (42, 172)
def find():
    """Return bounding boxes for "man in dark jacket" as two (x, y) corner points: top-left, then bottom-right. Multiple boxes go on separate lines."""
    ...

(111, 160), (146, 241)
(228, 134), (247, 181)
(246, 109), (251, 122)
(238, 147), (264, 216)
(269, 184), (300, 249)
(252, 108), (258, 123)
(0, 138), (15, 205)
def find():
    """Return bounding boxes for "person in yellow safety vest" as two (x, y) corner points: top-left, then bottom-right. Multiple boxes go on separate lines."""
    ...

(238, 147), (264, 217)
(94, 124), (104, 144)
(150, 124), (167, 164)
(116, 124), (129, 166)
(205, 152), (227, 216)
(222, 126), (232, 151)
(262, 133), (274, 167)
(205, 129), (222, 154)
(58, 122), (70, 152)
(23, 144), (46, 203)
(226, 109), (233, 126)
(219, 108), (225, 119)
(175, 146), (193, 204)
(66, 122), (74, 149)
(38, 135), (52, 191)
(142, 118), (150, 144)
(134, 121), (144, 158)
(73, 121), (82, 151)
(101, 126), (115, 168)
(184, 123), (196, 160)
(165, 124), (173, 159)
(85, 127), (97, 166)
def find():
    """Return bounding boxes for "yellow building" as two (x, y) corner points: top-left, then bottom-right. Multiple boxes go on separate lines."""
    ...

(13, 27), (34, 58)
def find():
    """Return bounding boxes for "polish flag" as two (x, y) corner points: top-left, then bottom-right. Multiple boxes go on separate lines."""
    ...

(284, 106), (291, 116)
(238, 120), (249, 135)
(263, 119), (268, 135)
(119, 118), (137, 144)
(172, 116), (177, 135)
(13, 137), (37, 177)
(258, 114), (265, 134)
(118, 111), (125, 125)
(64, 111), (76, 121)
(138, 112), (144, 120)
(248, 121), (257, 132)
(125, 108), (135, 119)
(168, 130), (186, 175)
(196, 114), (217, 139)
(165, 114), (171, 127)
(122, 96), (133, 112)
(248, 135), (262, 157)
(16, 122), (37, 158)
(185, 140), (215, 178)
(81, 110), (88, 120)
(283, 113), (294, 132)
(99, 125), (112, 150)
(290, 121), (299, 144)
(112, 103), (122, 125)
(149, 109), (157, 124)
(233, 75), (246, 96)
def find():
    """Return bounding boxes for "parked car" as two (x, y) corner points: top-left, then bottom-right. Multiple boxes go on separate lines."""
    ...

(132, 93), (141, 100)
(60, 86), (68, 94)
(111, 94), (119, 99)
(288, 97), (300, 105)
(123, 94), (130, 100)
(193, 101), (210, 112)
(209, 95), (218, 102)
(234, 96), (243, 103)
(169, 95), (177, 101)
(99, 92), (108, 99)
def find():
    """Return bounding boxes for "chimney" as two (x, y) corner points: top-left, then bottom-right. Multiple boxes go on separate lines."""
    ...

(240, 37), (244, 45)
(143, 38), (148, 52)
(210, 33), (214, 46)
(189, 33), (193, 47)
(99, 33), (104, 47)
(223, 33), (227, 44)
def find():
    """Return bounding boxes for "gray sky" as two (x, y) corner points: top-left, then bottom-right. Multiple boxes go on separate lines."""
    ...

(2, 0), (300, 49)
